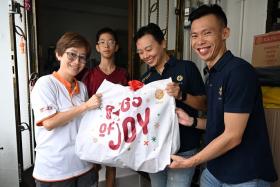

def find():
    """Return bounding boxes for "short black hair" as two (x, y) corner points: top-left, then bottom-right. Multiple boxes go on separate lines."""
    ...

(189, 4), (227, 27)
(96, 27), (119, 44)
(134, 23), (164, 44)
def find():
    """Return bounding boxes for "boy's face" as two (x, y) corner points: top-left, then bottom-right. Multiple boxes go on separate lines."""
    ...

(190, 14), (229, 67)
(56, 47), (86, 78)
(136, 34), (166, 68)
(96, 33), (119, 59)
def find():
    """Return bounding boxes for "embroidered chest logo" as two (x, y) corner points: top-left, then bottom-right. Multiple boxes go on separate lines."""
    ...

(218, 86), (223, 100)
(142, 72), (152, 83)
(176, 75), (183, 82)
(40, 106), (53, 113)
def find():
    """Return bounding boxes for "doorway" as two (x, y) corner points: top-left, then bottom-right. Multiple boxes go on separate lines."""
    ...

(35, 0), (130, 76)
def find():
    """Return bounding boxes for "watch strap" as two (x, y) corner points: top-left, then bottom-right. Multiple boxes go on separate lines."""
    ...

(191, 117), (198, 128)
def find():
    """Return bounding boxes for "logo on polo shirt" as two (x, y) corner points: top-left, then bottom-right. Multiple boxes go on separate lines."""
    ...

(40, 106), (53, 113)
(218, 86), (223, 100)
(142, 72), (152, 83)
(176, 75), (183, 82)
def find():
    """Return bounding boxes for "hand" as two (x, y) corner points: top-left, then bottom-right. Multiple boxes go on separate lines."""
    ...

(169, 155), (195, 169)
(175, 108), (194, 126)
(85, 93), (102, 110)
(165, 82), (180, 98)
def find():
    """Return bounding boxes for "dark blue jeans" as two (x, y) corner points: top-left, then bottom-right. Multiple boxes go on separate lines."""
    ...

(149, 149), (197, 187)
(200, 168), (271, 187)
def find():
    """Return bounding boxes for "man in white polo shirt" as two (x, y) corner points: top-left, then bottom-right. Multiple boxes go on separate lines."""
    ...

(31, 32), (102, 187)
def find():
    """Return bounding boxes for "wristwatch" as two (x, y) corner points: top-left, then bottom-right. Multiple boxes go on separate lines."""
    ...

(191, 117), (198, 128)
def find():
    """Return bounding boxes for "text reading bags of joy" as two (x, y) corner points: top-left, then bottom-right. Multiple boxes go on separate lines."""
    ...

(75, 78), (180, 173)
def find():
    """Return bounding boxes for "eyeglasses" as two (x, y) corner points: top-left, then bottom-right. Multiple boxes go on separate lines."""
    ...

(65, 51), (87, 64)
(97, 40), (116, 47)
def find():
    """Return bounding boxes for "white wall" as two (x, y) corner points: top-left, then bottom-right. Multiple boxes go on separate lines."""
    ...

(222, 0), (268, 63)
(0, 0), (20, 186)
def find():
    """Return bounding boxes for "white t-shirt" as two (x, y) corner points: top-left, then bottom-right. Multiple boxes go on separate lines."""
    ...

(31, 73), (93, 181)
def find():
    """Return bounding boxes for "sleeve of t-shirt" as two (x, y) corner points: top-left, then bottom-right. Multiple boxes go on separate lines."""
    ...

(31, 76), (58, 126)
(185, 61), (206, 96)
(224, 64), (257, 113)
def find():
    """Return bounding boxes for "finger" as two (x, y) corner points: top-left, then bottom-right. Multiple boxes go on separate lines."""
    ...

(170, 154), (181, 161)
(175, 107), (184, 113)
(169, 159), (179, 168)
(165, 85), (171, 91)
(176, 108), (183, 113)
(95, 93), (102, 97)
(171, 82), (179, 88)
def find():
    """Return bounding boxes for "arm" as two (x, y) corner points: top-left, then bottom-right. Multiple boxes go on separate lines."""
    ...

(169, 112), (249, 168)
(182, 61), (207, 111)
(42, 93), (102, 131)
(175, 108), (206, 130)
(166, 82), (206, 111)
(180, 93), (207, 111)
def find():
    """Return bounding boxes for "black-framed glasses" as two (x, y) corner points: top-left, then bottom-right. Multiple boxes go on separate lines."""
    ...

(97, 40), (116, 47)
(65, 51), (87, 64)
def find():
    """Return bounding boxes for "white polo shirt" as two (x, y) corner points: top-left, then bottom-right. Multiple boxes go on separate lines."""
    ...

(31, 72), (93, 182)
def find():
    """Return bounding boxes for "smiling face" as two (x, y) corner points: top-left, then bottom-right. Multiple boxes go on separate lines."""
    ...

(191, 14), (230, 68)
(96, 33), (119, 59)
(136, 34), (167, 69)
(56, 47), (86, 81)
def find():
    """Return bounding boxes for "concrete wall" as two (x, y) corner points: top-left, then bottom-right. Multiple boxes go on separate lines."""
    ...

(223, 0), (267, 63)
